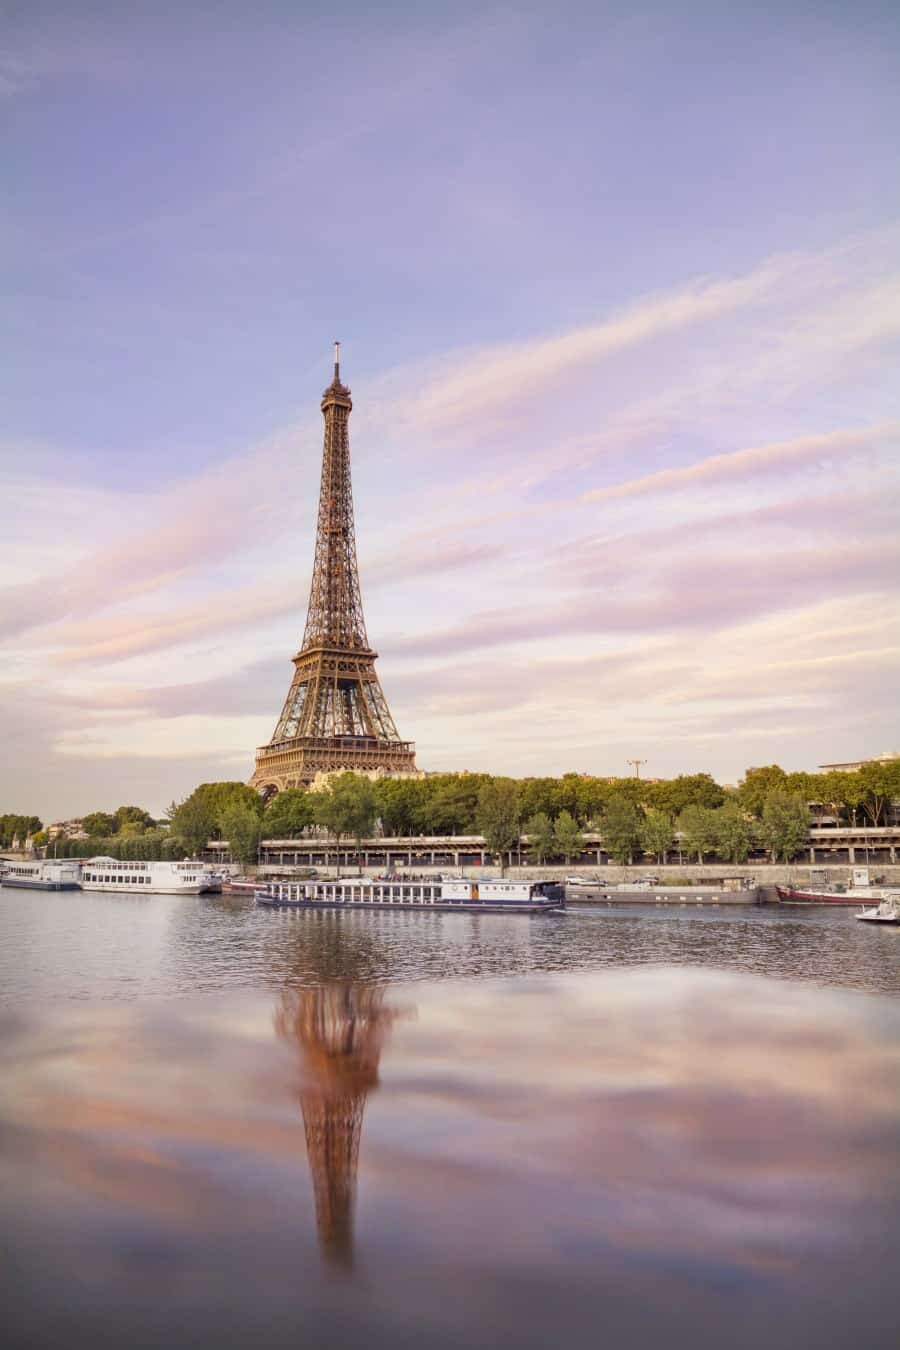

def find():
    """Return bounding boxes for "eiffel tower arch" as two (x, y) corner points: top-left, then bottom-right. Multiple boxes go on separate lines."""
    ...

(250, 344), (416, 797)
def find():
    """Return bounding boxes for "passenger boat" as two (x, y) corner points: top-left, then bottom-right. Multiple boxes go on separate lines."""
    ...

(0, 859), (82, 891)
(80, 858), (219, 894)
(855, 897), (900, 925)
(256, 876), (565, 913)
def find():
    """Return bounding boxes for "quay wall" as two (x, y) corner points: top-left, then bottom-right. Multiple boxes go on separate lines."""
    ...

(257, 861), (900, 887)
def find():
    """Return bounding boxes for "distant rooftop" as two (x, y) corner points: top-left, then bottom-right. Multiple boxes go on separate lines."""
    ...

(818, 752), (900, 772)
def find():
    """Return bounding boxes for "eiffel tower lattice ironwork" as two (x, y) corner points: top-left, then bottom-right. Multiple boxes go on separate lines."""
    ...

(275, 981), (396, 1270)
(250, 344), (416, 795)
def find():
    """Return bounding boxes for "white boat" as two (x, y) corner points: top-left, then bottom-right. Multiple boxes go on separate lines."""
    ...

(80, 857), (218, 894)
(256, 876), (565, 914)
(855, 896), (900, 925)
(0, 859), (82, 891)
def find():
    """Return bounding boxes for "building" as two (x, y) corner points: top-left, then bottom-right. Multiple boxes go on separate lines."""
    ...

(818, 751), (900, 772)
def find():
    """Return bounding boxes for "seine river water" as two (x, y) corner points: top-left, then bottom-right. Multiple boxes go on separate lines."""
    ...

(1, 891), (899, 1349)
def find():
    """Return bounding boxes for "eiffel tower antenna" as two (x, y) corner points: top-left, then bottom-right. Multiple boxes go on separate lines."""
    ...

(250, 345), (416, 795)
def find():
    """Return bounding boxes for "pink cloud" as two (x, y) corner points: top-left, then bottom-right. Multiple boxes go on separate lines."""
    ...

(581, 425), (898, 507)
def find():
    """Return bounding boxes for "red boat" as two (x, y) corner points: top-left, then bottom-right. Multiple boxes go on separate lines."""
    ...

(776, 882), (898, 906)
(776, 884), (858, 905)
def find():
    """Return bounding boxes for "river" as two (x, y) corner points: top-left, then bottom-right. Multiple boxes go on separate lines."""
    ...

(1, 891), (898, 1348)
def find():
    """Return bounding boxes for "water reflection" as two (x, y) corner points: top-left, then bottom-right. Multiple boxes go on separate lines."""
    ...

(1, 970), (900, 1348)
(275, 981), (398, 1269)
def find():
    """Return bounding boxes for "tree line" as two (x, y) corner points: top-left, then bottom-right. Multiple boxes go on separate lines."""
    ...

(0, 814), (43, 848)
(15, 758), (900, 868)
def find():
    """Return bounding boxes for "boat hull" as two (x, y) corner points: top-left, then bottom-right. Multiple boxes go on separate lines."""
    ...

(0, 878), (81, 891)
(776, 886), (861, 905)
(256, 895), (562, 915)
(80, 883), (204, 895)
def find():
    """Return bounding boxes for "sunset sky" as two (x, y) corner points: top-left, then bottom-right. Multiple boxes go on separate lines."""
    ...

(2, 1), (899, 820)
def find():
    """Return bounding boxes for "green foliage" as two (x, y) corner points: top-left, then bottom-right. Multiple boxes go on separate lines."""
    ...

(167, 796), (217, 855)
(313, 774), (378, 874)
(857, 760), (900, 826)
(50, 829), (180, 861)
(220, 803), (263, 866)
(372, 777), (425, 835)
(602, 795), (643, 864)
(82, 811), (118, 837)
(640, 808), (673, 863)
(264, 789), (313, 838)
(710, 801), (754, 863)
(114, 804), (155, 834)
(736, 765), (787, 817)
(760, 791), (810, 862)
(676, 804), (719, 862)
(524, 812), (555, 864)
(415, 774), (485, 835)
(648, 773), (725, 814)
(0, 814), (43, 847)
(476, 779), (521, 872)
(31, 829), (49, 850)
(554, 809), (584, 862)
(166, 781), (263, 853)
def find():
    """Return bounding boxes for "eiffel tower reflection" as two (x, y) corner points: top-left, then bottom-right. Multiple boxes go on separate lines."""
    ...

(275, 980), (398, 1270)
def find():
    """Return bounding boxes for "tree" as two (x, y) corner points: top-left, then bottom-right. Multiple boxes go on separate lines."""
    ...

(82, 811), (117, 837)
(114, 804), (155, 834)
(417, 775), (482, 835)
(554, 810), (584, 864)
(264, 789), (313, 838)
(525, 811), (555, 864)
(476, 779), (520, 875)
(220, 803), (263, 867)
(857, 761), (900, 827)
(0, 814), (43, 847)
(372, 777), (422, 836)
(167, 795), (217, 856)
(760, 791), (809, 862)
(167, 782), (263, 846)
(710, 802), (753, 864)
(31, 829), (49, 851)
(649, 773), (725, 814)
(676, 804), (719, 863)
(314, 773), (377, 876)
(736, 765), (787, 818)
(602, 795), (643, 865)
(640, 808), (673, 863)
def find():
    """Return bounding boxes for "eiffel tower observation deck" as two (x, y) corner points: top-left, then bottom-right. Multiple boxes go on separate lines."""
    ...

(249, 344), (416, 796)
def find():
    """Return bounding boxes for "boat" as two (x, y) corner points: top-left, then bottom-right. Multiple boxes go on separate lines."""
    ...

(776, 867), (900, 906)
(222, 877), (262, 895)
(855, 896), (900, 925)
(776, 882), (900, 906)
(256, 876), (565, 913)
(80, 857), (219, 894)
(0, 859), (82, 891)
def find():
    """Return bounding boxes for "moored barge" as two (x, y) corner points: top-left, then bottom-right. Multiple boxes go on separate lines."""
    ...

(0, 860), (82, 891)
(256, 876), (565, 913)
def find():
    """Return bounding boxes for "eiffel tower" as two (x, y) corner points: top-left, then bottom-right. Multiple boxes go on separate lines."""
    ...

(250, 344), (416, 796)
(275, 981), (397, 1269)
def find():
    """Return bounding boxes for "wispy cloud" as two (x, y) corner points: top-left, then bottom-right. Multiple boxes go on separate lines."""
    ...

(581, 425), (898, 506)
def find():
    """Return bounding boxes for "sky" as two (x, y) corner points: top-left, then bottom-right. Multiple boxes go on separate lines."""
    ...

(2, 0), (899, 821)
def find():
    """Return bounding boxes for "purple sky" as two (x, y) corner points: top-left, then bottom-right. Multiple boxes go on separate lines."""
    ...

(2, 1), (899, 820)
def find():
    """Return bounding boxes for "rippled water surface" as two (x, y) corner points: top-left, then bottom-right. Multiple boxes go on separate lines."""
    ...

(1, 891), (899, 1349)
